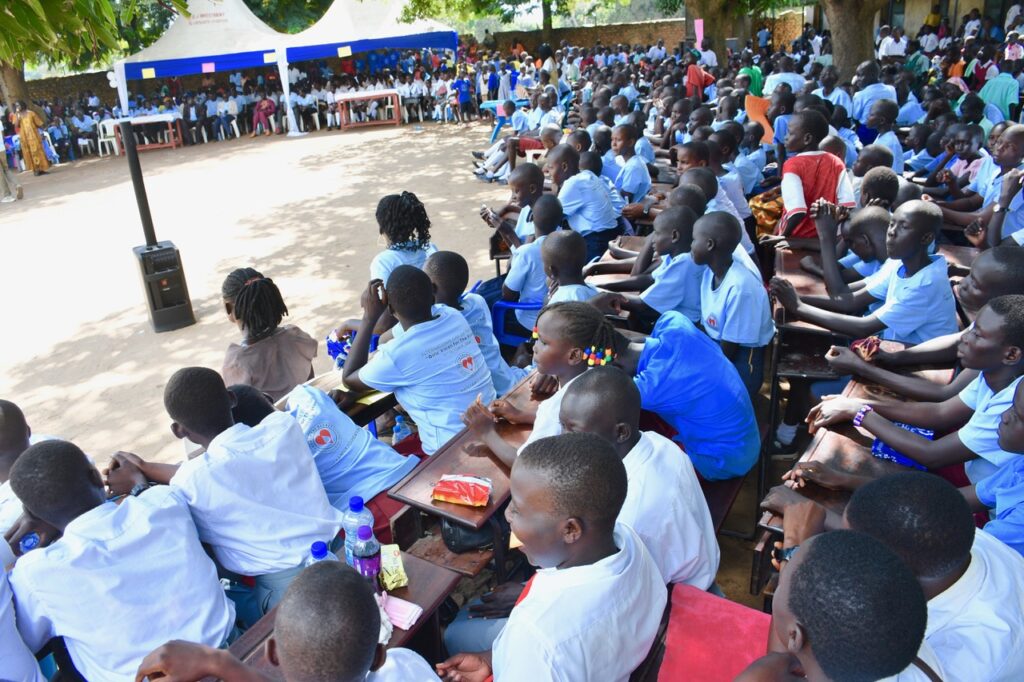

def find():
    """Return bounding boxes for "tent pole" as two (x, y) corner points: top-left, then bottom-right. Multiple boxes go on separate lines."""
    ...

(277, 49), (304, 137)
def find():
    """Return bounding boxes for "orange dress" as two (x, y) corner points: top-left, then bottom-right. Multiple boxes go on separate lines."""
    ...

(16, 111), (49, 173)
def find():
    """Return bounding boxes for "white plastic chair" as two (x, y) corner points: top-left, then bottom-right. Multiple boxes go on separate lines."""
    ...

(77, 137), (95, 156)
(97, 119), (119, 156)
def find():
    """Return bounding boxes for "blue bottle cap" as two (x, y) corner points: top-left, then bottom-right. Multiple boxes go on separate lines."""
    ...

(19, 532), (40, 553)
(310, 541), (329, 560)
(349, 496), (365, 513)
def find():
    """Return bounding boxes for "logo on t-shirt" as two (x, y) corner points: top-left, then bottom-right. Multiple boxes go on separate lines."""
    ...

(459, 354), (475, 372)
(309, 423), (336, 450)
(707, 315), (718, 328)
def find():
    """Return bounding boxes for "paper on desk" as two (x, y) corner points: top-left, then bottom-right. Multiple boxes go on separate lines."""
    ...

(357, 391), (390, 406)
(381, 592), (422, 630)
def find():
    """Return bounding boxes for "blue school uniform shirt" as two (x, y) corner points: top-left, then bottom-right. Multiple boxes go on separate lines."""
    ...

(850, 83), (897, 122)
(509, 109), (531, 134)
(614, 155), (652, 201)
(975, 456), (1024, 558)
(862, 255), (958, 345)
(284, 385), (418, 508)
(618, 84), (639, 103)
(874, 130), (904, 173)
(897, 96), (927, 126)
(812, 87), (853, 115)
(452, 79), (471, 103)
(505, 234), (549, 328)
(967, 157), (1024, 241)
(727, 155), (764, 195)
(838, 252), (883, 277)
(558, 170), (618, 235)
(958, 374), (1024, 483)
(905, 148), (935, 173)
(634, 312), (760, 480)
(700, 261), (775, 348)
(744, 146), (767, 173)
(600, 150), (621, 184)
(634, 136), (656, 164)
(836, 127), (860, 168)
(449, 296), (519, 397)
(586, 121), (601, 138)
(772, 114), (791, 148)
(640, 252), (704, 322)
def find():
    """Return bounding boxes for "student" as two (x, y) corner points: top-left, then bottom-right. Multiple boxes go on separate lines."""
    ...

(546, 144), (620, 262)
(229, 384), (417, 536)
(135, 562), (437, 682)
(340, 267), (496, 455)
(559, 367), (719, 587)
(611, 123), (652, 202)
(804, 296), (1024, 483)
(104, 367), (342, 628)
(480, 162), (546, 251)
(500, 194), (564, 334)
(593, 207), (702, 328)
(866, 98), (904, 172)
(799, 202), (889, 283)
(424, 251), (523, 396)
(579, 150), (627, 215)
(368, 192), (438, 284)
(9, 439), (236, 681)
(1, 566), (44, 682)
(221, 268), (317, 402)
(770, 200), (958, 345)
(691, 211), (775, 395)
(736, 531), (929, 682)
(0, 401), (42, 555)
(768, 89), (795, 166)
(435, 433), (666, 682)
(776, 110), (856, 239)
(541, 231), (599, 304)
(849, 61), (898, 129)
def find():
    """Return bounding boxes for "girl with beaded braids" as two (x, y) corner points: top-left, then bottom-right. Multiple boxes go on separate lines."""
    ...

(369, 191), (439, 285)
(221, 267), (317, 402)
(462, 302), (760, 480)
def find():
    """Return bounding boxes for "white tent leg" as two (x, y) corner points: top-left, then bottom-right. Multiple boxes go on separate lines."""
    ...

(277, 49), (304, 137)
(115, 61), (129, 115)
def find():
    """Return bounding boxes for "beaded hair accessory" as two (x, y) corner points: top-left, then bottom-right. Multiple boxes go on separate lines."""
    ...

(243, 276), (263, 286)
(532, 326), (539, 339)
(586, 346), (614, 366)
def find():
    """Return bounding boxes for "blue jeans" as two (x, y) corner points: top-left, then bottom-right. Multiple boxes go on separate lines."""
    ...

(583, 227), (623, 263)
(444, 598), (510, 655)
(225, 564), (304, 630)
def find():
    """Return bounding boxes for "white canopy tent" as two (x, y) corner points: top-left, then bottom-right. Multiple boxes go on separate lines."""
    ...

(114, 0), (458, 135)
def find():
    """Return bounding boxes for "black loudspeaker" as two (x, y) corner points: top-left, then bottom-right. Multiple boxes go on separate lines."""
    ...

(133, 240), (196, 332)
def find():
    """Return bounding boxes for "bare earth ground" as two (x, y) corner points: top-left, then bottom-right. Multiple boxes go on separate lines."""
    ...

(0, 120), (761, 606)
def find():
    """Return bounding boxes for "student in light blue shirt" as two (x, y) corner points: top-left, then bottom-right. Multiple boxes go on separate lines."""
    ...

(548, 144), (620, 262)
(811, 65), (853, 114)
(849, 62), (898, 124)
(971, 379), (1024, 558)
(866, 99), (904, 173)
(503, 195), (561, 332)
(769, 90), (794, 165)
(691, 212), (775, 395)
(612, 124), (651, 202)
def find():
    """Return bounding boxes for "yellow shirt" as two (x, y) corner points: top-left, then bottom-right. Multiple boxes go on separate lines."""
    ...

(925, 12), (941, 28)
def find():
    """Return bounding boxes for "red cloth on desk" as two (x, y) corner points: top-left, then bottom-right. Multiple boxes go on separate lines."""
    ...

(659, 584), (771, 682)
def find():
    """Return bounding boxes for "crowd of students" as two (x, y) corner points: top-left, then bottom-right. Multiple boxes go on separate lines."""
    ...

(7, 7), (1024, 682)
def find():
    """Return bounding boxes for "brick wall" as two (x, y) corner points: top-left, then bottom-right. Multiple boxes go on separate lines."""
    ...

(491, 19), (688, 56)
(25, 71), (213, 107)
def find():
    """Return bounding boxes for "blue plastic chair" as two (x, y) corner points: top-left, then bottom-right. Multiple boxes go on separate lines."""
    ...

(492, 299), (543, 347)
(488, 116), (508, 144)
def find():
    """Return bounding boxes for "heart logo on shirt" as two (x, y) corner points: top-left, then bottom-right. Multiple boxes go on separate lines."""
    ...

(460, 355), (475, 372)
(707, 315), (718, 328)
(313, 427), (335, 448)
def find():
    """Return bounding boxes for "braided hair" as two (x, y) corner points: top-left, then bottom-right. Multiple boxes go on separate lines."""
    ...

(537, 301), (628, 366)
(221, 267), (289, 343)
(375, 191), (432, 251)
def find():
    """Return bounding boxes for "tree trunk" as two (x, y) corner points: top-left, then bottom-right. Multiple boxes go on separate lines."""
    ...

(685, 0), (739, 67)
(0, 61), (30, 109)
(821, 0), (889, 83)
(541, 0), (553, 44)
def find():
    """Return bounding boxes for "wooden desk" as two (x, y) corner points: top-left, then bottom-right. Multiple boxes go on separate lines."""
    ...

(224, 552), (460, 679)
(938, 244), (977, 270)
(115, 115), (184, 151)
(388, 373), (538, 530)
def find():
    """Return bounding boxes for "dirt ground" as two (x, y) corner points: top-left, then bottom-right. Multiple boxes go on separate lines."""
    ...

(0, 119), (762, 607)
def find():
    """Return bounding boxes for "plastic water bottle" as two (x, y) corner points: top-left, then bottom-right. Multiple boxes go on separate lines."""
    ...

(351, 525), (381, 591)
(342, 496), (375, 566)
(19, 532), (40, 554)
(303, 540), (340, 567)
(326, 331), (352, 370)
(392, 415), (413, 444)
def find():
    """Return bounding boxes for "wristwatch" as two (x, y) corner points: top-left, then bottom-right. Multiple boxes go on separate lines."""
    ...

(993, 203), (1006, 214)
(853, 404), (874, 427)
(129, 482), (153, 497)
(772, 544), (800, 564)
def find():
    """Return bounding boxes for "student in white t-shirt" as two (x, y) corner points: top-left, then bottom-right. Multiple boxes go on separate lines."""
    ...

(771, 200), (958, 345)
(542, 230), (599, 305)
(691, 211), (775, 395)
(436, 433), (666, 682)
(136, 562), (438, 682)
(229, 384), (418, 511)
(368, 192), (439, 285)
(10, 440), (235, 682)
(104, 367), (343, 629)
(341, 268), (496, 456)
(560, 368), (719, 587)
(0, 571), (44, 682)
(502, 195), (563, 334)
(422, 251), (526, 397)
(804, 297), (1024, 483)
